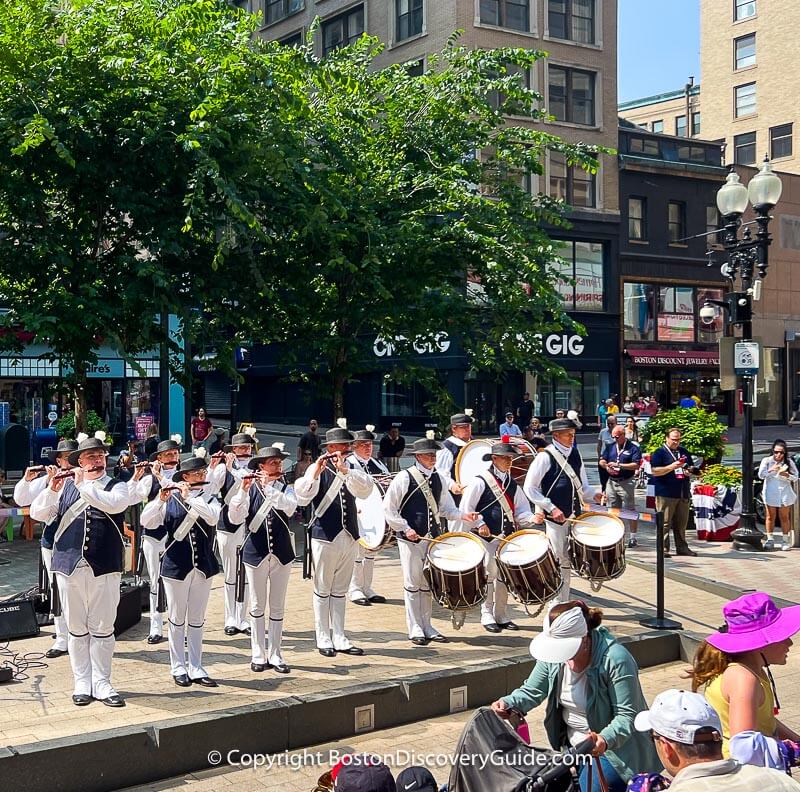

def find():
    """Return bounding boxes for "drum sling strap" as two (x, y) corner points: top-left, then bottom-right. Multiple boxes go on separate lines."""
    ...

(478, 470), (516, 530)
(407, 467), (443, 538)
(304, 467), (346, 580)
(544, 447), (585, 514)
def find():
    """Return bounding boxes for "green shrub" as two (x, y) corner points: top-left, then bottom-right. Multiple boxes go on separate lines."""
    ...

(640, 407), (727, 460)
(55, 411), (109, 441)
(700, 464), (742, 489)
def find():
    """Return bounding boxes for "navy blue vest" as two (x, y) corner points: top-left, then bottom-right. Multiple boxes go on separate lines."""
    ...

(540, 446), (583, 517)
(442, 439), (462, 479)
(143, 475), (169, 541)
(399, 468), (444, 539)
(474, 471), (518, 539)
(40, 518), (58, 550)
(217, 470), (244, 534)
(242, 481), (295, 567)
(160, 495), (220, 581)
(309, 465), (360, 542)
(51, 479), (126, 576)
(349, 456), (387, 476)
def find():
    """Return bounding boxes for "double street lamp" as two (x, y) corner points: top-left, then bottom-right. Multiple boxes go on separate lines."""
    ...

(705, 157), (783, 550)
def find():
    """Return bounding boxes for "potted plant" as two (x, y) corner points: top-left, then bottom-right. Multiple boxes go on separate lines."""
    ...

(640, 407), (727, 464)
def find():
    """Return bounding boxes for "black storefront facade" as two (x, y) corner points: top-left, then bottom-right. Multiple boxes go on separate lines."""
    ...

(618, 123), (731, 420)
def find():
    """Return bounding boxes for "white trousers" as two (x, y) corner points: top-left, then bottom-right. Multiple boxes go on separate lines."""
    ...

(142, 534), (166, 637)
(162, 569), (213, 678)
(545, 520), (572, 605)
(480, 537), (509, 626)
(245, 555), (292, 666)
(311, 531), (357, 650)
(397, 538), (440, 640)
(56, 565), (120, 699)
(217, 527), (249, 630)
(40, 547), (68, 651)
(349, 544), (379, 601)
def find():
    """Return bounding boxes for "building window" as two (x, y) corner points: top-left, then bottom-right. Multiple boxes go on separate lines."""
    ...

(628, 197), (646, 240)
(480, 0), (529, 31)
(706, 205), (720, 242)
(692, 112), (701, 136)
(770, 123), (793, 160)
(658, 286), (695, 342)
(549, 66), (595, 125)
(550, 152), (596, 208)
(623, 283), (656, 342)
(265, 0), (303, 25)
(734, 33), (756, 69)
(629, 136), (660, 157)
(552, 240), (604, 312)
(734, 131), (756, 164)
(668, 201), (686, 244)
(548, 0), (595, 44)
(396, 0), (423, 41)
(279, 31), (303, 46)
(675, 115), (687, 137)
(406, 59), (425, 77)
(487, 64), (531, 111)
(322, 5), (365, 55)
(652, 119), (663, 133)
(734, 0), (756, 21)
(735, 82), (756, 117)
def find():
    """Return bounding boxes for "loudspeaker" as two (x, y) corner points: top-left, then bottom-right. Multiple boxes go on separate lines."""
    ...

(0, 598), (40, 641)
(114, 583), (142, 637)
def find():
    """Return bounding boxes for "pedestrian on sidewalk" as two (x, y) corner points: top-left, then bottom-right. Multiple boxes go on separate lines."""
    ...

(298, 418), (321, 462)
(600, 426), (641, 547)
(596, 415), (617, 492)
(758, 440), (798, 551)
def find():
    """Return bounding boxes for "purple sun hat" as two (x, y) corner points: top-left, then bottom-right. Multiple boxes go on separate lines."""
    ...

(706, 592), (800, 653)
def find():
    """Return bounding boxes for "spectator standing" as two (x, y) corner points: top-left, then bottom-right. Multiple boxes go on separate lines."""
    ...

(600, 426), (641, 547)
(597, 399), (609, 426)
(623, 395), (635, 413)
(378, 423), (405, 473)
(596, 415), (617, 491)
(190, 407), (213, 450)
(297, 418), (321, 462)
(649, 427), (699, 557)
(624, 416), (640, 444)
(643, 396), (659, 416)
(498, 412), (522, 437)
(758, 440), (798, 551)
(144, 423), (160, 457)
(790, 394), (800, 426)
(516, 391), (535, 429)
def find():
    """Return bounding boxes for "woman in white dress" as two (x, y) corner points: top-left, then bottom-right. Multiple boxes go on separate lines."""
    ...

(758, 439), (798, 550)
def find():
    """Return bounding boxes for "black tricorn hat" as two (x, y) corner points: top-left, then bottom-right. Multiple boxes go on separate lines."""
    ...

(450, 411), (475, 426)
(405, 437), (443, 455)
(223, 432), (258, 452)
(247, 445), (291, 469)
(481, 442), (520, 461)
(149, 438), (181, 461)
(321, 427), (355, 446)
(46, 439), (78, 463)
(173, 456), (208, 482)
(353, 424), (377, 442)
(549, 418), (579, 432)
(67, 437), (109, 467)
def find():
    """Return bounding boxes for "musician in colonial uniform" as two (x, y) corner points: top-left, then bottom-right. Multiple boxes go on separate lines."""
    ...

(523, 418), (601, 604)
(460, 442), (542, 633)
(15, 438), (78, 659)
(30, 435), (132, 707)
(347, 425), (389, 607)
(384, 433), (480, 645)
(294, 420), (374, 658)
(208, 427), (258, 635)
(435, 411), (474, 497)
(228, 444), (297, 674)
(140, 456), (223, 688)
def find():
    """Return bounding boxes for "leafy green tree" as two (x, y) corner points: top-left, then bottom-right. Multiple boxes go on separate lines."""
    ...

(257, 35), (606, 419)
(640, 407), (727, 460)
(0, 0), (309, 430)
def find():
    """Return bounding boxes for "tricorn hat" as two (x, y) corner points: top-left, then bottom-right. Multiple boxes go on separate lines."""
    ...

(353, 424), (376, 442)
(406, 430), (443, 455)
(149, 436), (182, 461)
(450, 409), (474, 426)
(46, 439), (78, 463)
(549, 418), (579, 432)
(322, 418), (355, 446)
(482, 442), (519, 461)
(68, 435), (110, 467)
(247, 443), (291, 469)
(224, 427), (258, 453)
(172, 456), (208, 482)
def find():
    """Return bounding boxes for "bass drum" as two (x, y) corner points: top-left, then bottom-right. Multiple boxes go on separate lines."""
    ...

(423, 532), (487, 619)
(455, 439), (536, 488)
(356, 484), (392, 551)
(568, 512), (626, 590)
(496, 530), (562, 608)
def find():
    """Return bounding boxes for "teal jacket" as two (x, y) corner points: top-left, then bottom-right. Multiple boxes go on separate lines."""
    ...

(502, 626), (661, 782)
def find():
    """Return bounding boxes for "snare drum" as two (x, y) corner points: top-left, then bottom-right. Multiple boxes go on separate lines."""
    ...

(495, 530), (562, 606)
(455, 439), (537, 487)
(423, 532), (487, 611)
(568, 512), (626, 587)
(356, 485), (392, 552)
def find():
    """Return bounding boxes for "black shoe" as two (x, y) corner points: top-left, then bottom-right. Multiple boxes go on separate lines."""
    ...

(174, 674), (192, 687)
(676, 548), (698, 557)
(241, 627), (252, 636)
(337, 646), (364, 656)
(250, 662), (267, 673)
(484, 623), (502, 633)
(72, 693), (93, 706)
(146, 634), (163, 645)
(428, 634), (449, 643)
(318, 647), (336, 658)
(411, 636), (429, 646)
(272, 662), (291, 674)
(45, 647), (68, 658)
(663, 549), (672, 558)
(352, 597), (371, 606)
(191, 676), (218, 688)
(224, 626), (238, 636)
(368, 595), (387, 604)
(498, 621), (519, 631)
(101, 694), (126, 707)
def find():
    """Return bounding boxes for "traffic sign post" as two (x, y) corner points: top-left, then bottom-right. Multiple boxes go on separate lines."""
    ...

(734, 341), (759, 376)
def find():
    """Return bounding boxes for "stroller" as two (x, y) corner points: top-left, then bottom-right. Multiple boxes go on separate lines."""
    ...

(447, 707), (595, 792)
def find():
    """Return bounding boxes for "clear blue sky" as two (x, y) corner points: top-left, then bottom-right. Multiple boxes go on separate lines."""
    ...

(618, 0), (700, 103)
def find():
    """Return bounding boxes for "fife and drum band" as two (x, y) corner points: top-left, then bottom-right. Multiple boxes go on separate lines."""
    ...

(24, 412), (642, 706)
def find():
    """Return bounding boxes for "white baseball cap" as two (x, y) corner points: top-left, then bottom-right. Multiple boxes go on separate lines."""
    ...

(634, 689), (722, 745)
(529, 606), (587, 663)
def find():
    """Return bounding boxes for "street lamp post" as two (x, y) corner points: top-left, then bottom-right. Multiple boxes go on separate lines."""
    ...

(710, 157), (782, 551)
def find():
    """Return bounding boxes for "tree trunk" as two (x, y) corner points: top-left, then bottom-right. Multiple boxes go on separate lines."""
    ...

(332, 372), (346, 422)
(73, 375), (88, 435)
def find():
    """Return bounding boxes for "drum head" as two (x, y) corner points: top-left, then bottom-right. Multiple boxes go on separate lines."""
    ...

(571, 512), (625, 547)
(428, 532), (486, 572)
(454, 440), (493, 486)
(356, 486), (387, 550)
(497, 530), (550, 566)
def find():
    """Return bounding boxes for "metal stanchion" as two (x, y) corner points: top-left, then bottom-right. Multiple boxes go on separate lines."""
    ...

(639, 511), (683, 630)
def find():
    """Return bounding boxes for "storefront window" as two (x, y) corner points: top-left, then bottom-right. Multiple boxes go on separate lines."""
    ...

(0, 379), (61, 431)
(537, 371), (606, 419)
(670, 371), (724, 412)
(623, 282), (655, 341)
(127, 379), (160, 439)
(381, 379), (431, 417)
(658, 286), (694, 342)
(552, 240), (605, 312)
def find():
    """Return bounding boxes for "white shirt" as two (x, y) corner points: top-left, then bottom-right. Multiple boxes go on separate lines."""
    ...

(293, 463), (373, 507)
(384, 462), (462, 536)
(140, 488), (222, 531)
(435, 437), (466, 488)
(460, 465), (535, 529)
(228, 479), (297, 526)
(523, 441), (595, 514)
(758, 456), (799, 508)
(560, 665), (591, 747)
(31, 474), (132, 524)
(347, 453), (390, 476)
(14, 473), (48, 507)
